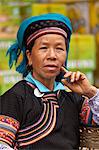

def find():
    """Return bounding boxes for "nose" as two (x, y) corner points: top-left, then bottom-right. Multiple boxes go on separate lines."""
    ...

(47, 48), (57, 60)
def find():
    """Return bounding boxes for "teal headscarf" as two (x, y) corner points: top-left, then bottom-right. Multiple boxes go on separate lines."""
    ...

(6, 13), (72, 76)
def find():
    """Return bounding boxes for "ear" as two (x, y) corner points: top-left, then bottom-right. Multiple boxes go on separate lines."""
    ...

(26, 50), (32, 66)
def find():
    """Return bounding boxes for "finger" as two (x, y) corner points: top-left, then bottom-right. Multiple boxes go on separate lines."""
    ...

(61, 78), (71, 87)
(70, 72), (76, 82)
(64, 71), (72, 78)
(80, 72), (86, 80)
(61, 66), (68, 73)
(61, 66), (72, 78)
(75, 71), (81, 81)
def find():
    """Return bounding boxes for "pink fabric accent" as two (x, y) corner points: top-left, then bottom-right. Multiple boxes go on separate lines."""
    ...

(27, 27), (67, 46)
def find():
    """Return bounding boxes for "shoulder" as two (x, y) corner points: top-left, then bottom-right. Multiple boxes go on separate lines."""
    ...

(1, 80), (33, 99)
(0, 80), (28, 121)
(10, 80), (28, 91)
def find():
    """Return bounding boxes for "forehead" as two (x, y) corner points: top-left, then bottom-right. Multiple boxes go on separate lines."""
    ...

(34, 33), (66, 44)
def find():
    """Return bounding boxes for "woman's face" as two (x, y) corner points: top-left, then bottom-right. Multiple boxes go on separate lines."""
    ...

(26, 33), (67, 83)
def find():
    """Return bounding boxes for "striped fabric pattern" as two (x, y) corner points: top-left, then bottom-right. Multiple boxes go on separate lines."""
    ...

(0, 115), (20, 147)
(27, 27), (67, 46)
(17, 92), (59, 148)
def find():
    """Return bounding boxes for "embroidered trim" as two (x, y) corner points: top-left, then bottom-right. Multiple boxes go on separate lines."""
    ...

(0, 115), (19, 130)
(17, 92), (59, 147)
(0, 115), (20, 147)
(80, 98), (96, 126)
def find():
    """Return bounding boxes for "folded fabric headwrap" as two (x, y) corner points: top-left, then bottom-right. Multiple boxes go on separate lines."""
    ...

(6, 13), (72, 77)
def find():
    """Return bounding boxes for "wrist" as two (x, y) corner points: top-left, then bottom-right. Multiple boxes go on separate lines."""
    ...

(84, 86), (97, 98)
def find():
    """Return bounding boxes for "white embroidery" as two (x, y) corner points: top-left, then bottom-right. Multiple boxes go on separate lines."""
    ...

(34, 88), (44, 97)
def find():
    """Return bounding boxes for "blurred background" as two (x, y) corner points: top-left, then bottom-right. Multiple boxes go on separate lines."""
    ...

(0, 0), (99, 95)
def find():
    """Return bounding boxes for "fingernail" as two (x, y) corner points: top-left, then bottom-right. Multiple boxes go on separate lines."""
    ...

(71, 79), (74, 82)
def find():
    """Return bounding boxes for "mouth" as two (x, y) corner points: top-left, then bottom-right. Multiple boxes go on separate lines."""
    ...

(44, 65), (58, 71)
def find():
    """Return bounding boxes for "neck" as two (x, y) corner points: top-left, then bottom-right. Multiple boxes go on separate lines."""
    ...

(41, 79), (55, 91)
(32, 73), (55, 91)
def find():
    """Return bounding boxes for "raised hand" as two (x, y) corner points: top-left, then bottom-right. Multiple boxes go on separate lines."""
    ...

(61, 66), (97, 98)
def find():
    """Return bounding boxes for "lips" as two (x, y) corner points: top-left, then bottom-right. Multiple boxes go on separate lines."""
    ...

(44, 64), (58, 71)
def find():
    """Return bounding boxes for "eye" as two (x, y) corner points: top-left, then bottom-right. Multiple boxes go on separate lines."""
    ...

(39, 46), (47, 50)
(56, 47), (64, 51)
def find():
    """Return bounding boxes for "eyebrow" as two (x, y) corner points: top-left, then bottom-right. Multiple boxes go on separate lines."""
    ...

(40, 40), (66, 45)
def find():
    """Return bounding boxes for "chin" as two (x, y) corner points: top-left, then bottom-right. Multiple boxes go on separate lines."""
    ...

(44, 74), (58, 80)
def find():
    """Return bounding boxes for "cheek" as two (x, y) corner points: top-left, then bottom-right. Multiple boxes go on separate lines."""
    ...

(31, 54), (42, 69)
(60, 52), (67, 65)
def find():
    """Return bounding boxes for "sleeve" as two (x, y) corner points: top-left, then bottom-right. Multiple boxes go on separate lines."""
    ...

(0, 90), (24, 149)
(88, 89), (99, 125)
(0, 143), (14, 150)
(80, 91), (99, 126)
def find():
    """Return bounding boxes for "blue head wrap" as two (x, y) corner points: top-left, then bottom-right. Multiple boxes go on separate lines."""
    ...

(6, 13), (72, 77)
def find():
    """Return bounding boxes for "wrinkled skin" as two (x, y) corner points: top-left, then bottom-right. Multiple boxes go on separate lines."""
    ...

(26, 33), (97, 97)
(26, 34), (66, 90)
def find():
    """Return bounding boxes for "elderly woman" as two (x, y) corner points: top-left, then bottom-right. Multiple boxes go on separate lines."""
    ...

(0, 13), (99, 150)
